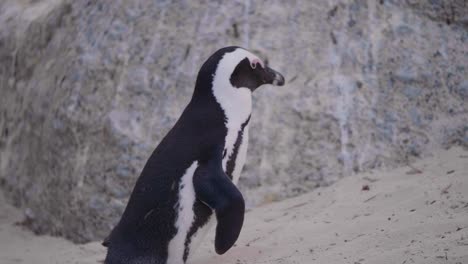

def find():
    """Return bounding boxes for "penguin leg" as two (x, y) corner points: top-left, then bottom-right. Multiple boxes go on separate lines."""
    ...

(193, 158), (245, 255)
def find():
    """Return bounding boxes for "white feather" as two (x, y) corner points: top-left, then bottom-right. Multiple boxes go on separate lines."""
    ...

(185, 218), (215, 262)
(232, 124), (249, 185)
(167, 162), (198, 264)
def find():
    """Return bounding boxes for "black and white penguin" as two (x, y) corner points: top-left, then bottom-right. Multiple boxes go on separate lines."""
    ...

(103, 46), (285, 264)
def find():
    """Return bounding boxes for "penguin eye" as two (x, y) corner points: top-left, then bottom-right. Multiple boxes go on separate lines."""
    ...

(250, 58), (263, 69)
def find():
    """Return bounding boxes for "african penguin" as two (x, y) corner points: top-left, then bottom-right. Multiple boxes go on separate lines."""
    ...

(103, 46), (285, 264)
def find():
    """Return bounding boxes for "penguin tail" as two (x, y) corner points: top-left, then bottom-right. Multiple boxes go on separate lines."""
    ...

(102, 235), (110, 247)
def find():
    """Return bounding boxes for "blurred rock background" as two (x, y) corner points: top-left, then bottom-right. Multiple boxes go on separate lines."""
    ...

(0, 0), (466, 243)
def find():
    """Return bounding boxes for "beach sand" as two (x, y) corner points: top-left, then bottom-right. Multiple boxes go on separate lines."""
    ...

(1, 147), (467, 264)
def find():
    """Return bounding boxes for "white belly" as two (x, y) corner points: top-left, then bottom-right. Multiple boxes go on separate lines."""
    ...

(184, 217), (215, 262)
(167, 162), (198, 264)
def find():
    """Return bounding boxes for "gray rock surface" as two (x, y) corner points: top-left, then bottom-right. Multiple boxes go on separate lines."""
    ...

(0, 0), (466, 242)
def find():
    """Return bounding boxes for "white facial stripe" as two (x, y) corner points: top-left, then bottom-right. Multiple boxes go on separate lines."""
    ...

(167, 162), (198, 264)
(212, 48), (257, 170)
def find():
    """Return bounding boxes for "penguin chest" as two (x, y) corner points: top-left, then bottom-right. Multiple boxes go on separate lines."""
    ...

(223, 117), (251, 185)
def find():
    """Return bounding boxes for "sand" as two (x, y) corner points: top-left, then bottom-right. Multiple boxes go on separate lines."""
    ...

(1, 147), (467, 264)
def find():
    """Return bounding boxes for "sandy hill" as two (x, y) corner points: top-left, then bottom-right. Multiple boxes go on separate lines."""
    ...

(1, 147), (467, 264)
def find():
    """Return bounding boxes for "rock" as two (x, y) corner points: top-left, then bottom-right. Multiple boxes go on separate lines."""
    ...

(0, 0), (466, 242)
(402, 0), (468, 27)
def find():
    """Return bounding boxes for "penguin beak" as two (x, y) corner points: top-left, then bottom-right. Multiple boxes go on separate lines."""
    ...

(263, 66), (285, 86)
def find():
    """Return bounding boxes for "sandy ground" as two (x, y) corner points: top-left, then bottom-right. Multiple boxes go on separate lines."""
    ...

(1, 147), (467, 264)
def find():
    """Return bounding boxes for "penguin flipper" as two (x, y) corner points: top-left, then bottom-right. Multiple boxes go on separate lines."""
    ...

(193, 159), (245, 255)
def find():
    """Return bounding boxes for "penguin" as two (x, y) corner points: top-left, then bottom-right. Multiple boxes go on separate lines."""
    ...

(103, 46), (285, 264)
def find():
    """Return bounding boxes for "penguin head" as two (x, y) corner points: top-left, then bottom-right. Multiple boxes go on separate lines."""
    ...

(226, 48), (285, 91)
(194, 46), (285, 97)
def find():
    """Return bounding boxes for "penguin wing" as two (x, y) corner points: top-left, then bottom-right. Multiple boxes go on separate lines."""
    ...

(193, 159), (245, 255)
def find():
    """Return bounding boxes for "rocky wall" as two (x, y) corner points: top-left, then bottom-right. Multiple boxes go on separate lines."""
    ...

(0, 0), (466, 242)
